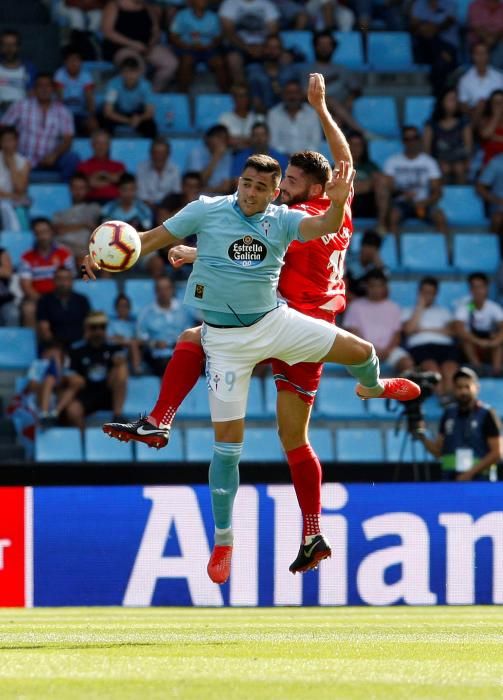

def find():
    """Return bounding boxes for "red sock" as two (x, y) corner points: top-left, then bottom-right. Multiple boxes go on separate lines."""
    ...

(286, 443), (322, 539)
(149, 341), (205, 427)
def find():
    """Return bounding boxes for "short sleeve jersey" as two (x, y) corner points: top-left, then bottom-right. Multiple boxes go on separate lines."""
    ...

(171, 7), (221, 47)
(163, 193), (307, 317)
(278, 195), (353, 320)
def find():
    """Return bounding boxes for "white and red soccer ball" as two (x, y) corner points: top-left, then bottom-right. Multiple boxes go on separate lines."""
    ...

(89, 221), (141, 272)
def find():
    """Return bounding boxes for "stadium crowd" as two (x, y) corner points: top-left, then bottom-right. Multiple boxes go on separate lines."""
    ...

(1, 0), (503, 473)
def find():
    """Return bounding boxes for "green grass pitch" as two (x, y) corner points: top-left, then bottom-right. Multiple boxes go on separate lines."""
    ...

(0, 607), (502, 699)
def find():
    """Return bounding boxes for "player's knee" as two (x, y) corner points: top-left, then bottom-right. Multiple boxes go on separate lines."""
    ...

(178, 326), (202, 346)
(352, 338), (374, 364)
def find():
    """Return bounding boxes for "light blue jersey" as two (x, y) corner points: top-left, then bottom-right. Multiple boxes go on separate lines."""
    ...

(163, 193), (308, 323)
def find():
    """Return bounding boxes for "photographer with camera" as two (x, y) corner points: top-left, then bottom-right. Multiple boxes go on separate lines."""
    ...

(417, 367), (502, 482)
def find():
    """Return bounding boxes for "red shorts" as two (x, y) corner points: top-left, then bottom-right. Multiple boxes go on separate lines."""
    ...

(271, 358), (324, 405)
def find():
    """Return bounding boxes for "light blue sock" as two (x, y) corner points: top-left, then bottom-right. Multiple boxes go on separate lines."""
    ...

(209, 442), (243, 545)
(345, 346), (384, 390)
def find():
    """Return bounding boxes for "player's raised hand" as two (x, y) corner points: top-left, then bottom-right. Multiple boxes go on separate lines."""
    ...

(168, 244), (197, 268)
(325, 160), (355, 206)
(307, 73), (327, 112)
(80, 253), (100, 281)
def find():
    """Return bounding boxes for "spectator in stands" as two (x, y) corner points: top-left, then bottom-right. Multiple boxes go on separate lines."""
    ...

(52, 173), (101, 260)
(423, 89), (472, 184)
(137, 137), (181, 207)
(36, 266), (90, 348)
(58, 0), (106, 33)
(383, 125), (449, 236)
(246, 34), (301, 113)
(343, 269), (414, 375)
(346, 230), (389, 298)
(348, 131), (388, 232)
(454, 272), (503, 376)
(410, 0), (459, 96)
(0, 30), (34, 110)
(350, 0), (407, 32)
(64, 311), (128, 429)
(20, 219), (76, 327)
(478, 90), (503, 165)
(402, 276), (458, 398)
(77, 129), (125, 204)
(305, 0), (354, 31)
(267, 80), (322, 156)
(0, 247), (17, 326)
(102, 57), (157, 138)
(219, 0), (280, 83)
(477, 153), (503, 246)
(54, 46), (97, 137)
(108, 293), (142, 374)
(275, 0), (309, 29)
(458, 43), (503, 126)
(218, 84), (264, 151)
(1, 73), (79, 181)
(418, 366), (502, 481)
(467, 0), (503, 70)
(187, 124), (233, 195)
(137, 276), (194, 376)
(169, 0), (227, 92)
(301, 31), (365, 136)
(231, 122), (288, 183)
(0, 126), (30, 232)
(101, 172), (153, 230)
(101, 0), (178, 92)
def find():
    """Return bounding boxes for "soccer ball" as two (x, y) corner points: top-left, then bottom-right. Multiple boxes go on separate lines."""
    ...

(89, 221), (141, 272)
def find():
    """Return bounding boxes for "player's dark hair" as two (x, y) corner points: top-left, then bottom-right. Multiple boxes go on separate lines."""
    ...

(243, 154), (281, 187)
(419, 276), (438, 290)
(468, 272), (489, 286)
(118, 172), (136, 187)
(361, 230), (382, 249)
(289, 150), (332, 187)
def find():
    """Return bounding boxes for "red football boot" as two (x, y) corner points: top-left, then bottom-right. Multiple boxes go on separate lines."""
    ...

(207, 545), (233, 584)
(356, 377), (421, 402)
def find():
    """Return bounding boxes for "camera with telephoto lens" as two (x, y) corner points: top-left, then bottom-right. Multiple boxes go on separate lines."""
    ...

(398, 370), (441, 436)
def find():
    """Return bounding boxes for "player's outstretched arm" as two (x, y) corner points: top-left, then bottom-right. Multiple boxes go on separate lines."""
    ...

(81, 225), (180, 280)
(307, 73), (352, 167)
(299, 160), (355, 242)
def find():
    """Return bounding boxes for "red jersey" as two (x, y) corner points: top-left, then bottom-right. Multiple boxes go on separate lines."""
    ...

(278, 194), (353, 322)
(77, 157), (125, 202)
(19, 245), (75, 295)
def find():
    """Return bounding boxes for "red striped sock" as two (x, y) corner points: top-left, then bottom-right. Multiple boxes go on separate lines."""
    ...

(286, 443), (322, 538)
(148, 341), (205, 428)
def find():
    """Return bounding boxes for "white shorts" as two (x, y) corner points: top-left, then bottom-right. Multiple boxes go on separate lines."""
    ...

(201, 304), (337, 421)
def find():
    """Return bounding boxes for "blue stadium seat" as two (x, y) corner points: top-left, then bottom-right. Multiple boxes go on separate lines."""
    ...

(381, 235), (399, 270)
(124, 279), (155, 315)
(170, 137), (202, 172)
(185, 427), (214, 461)
(28, 183), (71, 218)
(73, 279), (119, 317)
(309, 428), (335, 462)
(85, 427), (133, 461)
(73, 137), (93, 161)
(264, 377), (277, 418)
(453, 233), (499, 273)
(151, 93), (192, 134)
(368, 32), (416, 71)
(404, 96), (434, 131)
(315, 377), (368, 419)
(479, 379), (503, 416)
(401, 233), (449, 273)
(35, 427), (83, 462)
(384, 430), (433, 462)
(177, 377), (210, 419)
(368, 139), (401, 169)
(0, 328), (36, 369)
(247, 377), (264, 419)
(439, 186), (487, 227)
(336, 428), (383, 461)
(194, 94), (234, 132)
(241, 428), (283, 462)
(136, 428), (184, 462)
(280, 30), (314, 61)
(437, 280), (467, 310)
(389, 280), (417, 307)
(333, 31), (364, 69)
(123, 376), (161, 417)
(110, 139), (150, 172)
(353, 97), (400, 139)
(0, 231), (34, 267)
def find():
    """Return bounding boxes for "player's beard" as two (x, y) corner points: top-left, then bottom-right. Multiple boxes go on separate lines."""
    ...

(280, 187), (311, 206)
